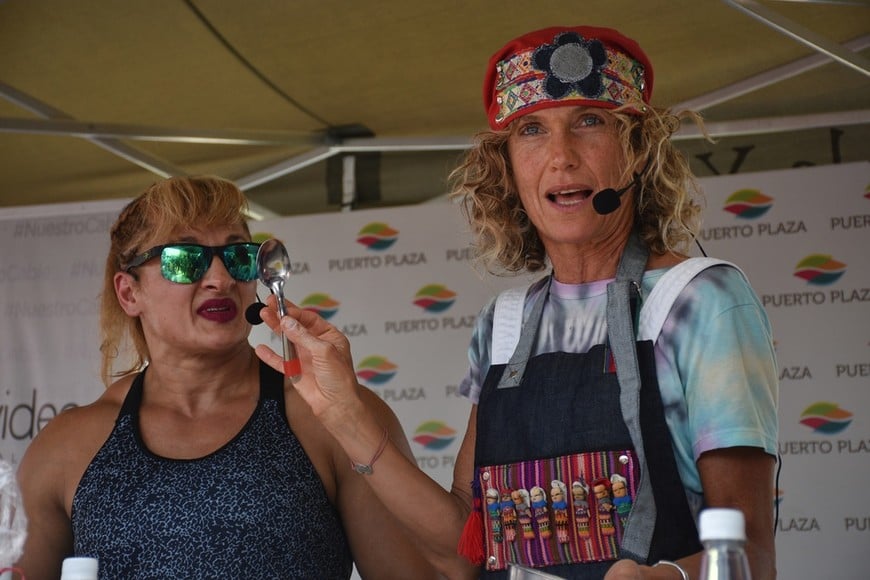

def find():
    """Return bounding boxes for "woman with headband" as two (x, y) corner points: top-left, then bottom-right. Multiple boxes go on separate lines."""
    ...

(258, 26), (778, 580)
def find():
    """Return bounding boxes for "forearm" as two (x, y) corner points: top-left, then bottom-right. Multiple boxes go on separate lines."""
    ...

(257, 310), (479, 575)
(330, 406), (477, 577)
(745, 523), (776, 580)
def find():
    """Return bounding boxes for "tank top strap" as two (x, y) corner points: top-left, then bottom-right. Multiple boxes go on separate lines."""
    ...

(259, 359), (286, 407)
(119, 360), (286, 419)
(118, 369), (145, 419)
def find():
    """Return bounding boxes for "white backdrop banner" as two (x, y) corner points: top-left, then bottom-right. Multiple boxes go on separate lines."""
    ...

(1, 162), (867, 578)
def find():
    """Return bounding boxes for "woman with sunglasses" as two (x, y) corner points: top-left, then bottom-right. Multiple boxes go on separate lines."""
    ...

(14, 176), (437, 579)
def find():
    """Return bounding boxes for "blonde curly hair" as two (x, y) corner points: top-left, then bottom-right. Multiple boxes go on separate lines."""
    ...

(448, 105), (707, 275)
(99, 176), (251, 386)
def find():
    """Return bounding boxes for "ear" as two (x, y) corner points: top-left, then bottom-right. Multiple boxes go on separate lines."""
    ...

(114, 271), (142, 316)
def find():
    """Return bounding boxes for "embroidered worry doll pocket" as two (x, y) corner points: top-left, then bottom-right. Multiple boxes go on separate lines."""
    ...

(475, 449), (639, 572)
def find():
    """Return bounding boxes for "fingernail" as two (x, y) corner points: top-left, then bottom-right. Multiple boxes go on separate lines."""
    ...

(281, 317), (298, 331)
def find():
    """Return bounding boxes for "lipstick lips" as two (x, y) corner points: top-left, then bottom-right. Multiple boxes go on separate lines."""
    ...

(197, 298), (238, 323)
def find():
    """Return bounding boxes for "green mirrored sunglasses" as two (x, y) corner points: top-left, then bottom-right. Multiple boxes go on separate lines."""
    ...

(124, 243), (260, 284)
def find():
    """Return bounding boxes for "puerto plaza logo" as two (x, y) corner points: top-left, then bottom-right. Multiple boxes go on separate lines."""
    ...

(300, 293), (340, 320)
(355, 356), (398, 385)
(793, 254), (846, 286)
(413, 284), (457, 313)
(413, 420), (457, 450)
(723, 189), (774, 219)
(799, 402), (853, 435)
(356, 222), (398, 251)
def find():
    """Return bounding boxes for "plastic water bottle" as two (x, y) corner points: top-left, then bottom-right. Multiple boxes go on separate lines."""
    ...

(698, 508), (751, 580)
(60, 557), (99, 580)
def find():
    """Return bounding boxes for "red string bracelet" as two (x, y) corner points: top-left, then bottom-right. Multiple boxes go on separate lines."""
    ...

(350, 427), (389, 475)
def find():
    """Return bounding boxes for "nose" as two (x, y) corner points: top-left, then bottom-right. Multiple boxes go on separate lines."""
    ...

(201, 254), (235, 287)
(547, 130), (580, 171)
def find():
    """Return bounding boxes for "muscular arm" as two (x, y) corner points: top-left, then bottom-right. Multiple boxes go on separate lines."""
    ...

(14, 417), (76, 580)
(14, 388), (121, 580)
(346, 400), (479, 578)
(334, 388), (444, 579)
(255, 301), (479, 578)
(697, 446), (776, 580)
(604, 446), (776, 580)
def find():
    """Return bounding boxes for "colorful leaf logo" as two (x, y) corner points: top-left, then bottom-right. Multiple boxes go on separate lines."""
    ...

(300, 293), (340, 320)
(356, 222), (399, 251)
(413, 420), (457, 450)
(355, 356), (398, 385)
(723, 189), (774, 219)
(413, 284), (456, 313)
(251, 232), (275, 244)
(799, 402), (853, 435)
(793, 254), (846, 286)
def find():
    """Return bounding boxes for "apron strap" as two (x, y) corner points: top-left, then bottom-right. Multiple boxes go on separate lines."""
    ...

(491, 231), (657, 559)
(606, 231), (654, 562)
(495, 276), (550, 389)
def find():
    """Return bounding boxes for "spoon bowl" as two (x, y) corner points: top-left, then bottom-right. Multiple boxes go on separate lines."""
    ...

(256, 239), (301, 380)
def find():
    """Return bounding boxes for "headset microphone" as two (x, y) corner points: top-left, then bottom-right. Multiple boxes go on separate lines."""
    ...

(245, 302), (266, 325)
(592, 173), (641, 216)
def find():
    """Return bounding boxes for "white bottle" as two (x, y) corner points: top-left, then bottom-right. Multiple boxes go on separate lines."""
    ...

(60, 557), (99, 580)
(698, 508), (752, 580)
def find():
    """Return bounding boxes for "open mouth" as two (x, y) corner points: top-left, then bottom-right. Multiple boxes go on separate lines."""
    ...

(547, 188), (592, 206)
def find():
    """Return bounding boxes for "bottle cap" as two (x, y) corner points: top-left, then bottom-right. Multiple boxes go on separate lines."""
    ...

(61, 557), (99, 579)
(699, 508), (746, 541)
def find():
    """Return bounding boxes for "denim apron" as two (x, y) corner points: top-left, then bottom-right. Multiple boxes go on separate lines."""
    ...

(473, 234), (702, 579)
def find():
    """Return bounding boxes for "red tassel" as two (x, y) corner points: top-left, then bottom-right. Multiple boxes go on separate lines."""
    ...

(457, 496), (486, 565)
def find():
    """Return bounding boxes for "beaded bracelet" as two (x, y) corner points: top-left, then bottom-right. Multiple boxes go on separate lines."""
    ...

(653, 560), (689, 580)
(350, 427), (389, 475)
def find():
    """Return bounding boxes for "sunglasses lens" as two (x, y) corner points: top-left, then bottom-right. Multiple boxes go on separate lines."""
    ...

(222, 244), (259, 282)
(160, 245), (208, 284)
(155, 243), (259, 284)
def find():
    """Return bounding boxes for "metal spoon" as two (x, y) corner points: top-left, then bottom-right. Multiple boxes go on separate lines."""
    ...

(256, 238), (301, 381)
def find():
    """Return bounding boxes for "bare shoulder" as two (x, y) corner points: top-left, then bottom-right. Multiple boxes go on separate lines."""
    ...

(33, 376), (128, 451)
(18, 375), (133, 506)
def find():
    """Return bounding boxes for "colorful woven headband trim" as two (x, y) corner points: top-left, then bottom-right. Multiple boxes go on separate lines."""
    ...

(488, 30), (650, 129)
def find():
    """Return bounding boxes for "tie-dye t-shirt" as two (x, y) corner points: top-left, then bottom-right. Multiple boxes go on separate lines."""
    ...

(459, 264), (778, 500)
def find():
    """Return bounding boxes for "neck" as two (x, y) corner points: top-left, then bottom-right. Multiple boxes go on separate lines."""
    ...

(549, 236), (629, 284)
(142, 346), (259, 415)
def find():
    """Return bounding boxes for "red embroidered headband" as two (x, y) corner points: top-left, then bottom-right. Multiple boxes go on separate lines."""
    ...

(483, 26), (654, 130)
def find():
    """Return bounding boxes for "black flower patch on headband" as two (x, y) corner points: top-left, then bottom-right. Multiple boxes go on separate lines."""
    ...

(532, 32), (607, 99)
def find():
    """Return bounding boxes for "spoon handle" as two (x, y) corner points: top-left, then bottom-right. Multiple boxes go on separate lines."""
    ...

(282, 336), (302, 380)
(274, 289), (302, 381)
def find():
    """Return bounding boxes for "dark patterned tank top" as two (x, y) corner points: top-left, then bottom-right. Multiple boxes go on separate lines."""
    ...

(71, 361), (353, 579)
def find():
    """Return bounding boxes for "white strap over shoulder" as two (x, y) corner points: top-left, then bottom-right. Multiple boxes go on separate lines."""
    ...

(637, 257), (738, 342)
(491, 285), (529, 366)
(491, 258), (741, 363)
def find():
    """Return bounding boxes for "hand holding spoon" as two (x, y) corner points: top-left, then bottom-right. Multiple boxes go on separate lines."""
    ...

(256, 238), (302, 381)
